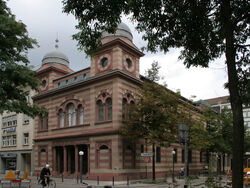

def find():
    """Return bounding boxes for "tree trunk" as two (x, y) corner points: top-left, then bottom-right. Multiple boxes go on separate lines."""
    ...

(152, 143), (155, 181)
(221, 0), (244, 187)
(223, 154), (225, 174)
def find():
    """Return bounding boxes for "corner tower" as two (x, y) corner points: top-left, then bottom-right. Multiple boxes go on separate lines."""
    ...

(36, 40), (73, 92)
(90, 22), (144, 78)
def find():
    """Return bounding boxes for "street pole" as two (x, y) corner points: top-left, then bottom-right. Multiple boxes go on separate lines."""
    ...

(152, 143), (155, 181)
(79, 151), (84, 184)
(146, 139), (148, 179)
(178, 123), (189, 188)
(184, 140), (188, 188)
(172, 150), (176, 183)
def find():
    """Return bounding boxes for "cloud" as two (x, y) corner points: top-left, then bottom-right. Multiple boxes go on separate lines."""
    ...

(140, 52), (229, 99)
(7, 0), (229, 100)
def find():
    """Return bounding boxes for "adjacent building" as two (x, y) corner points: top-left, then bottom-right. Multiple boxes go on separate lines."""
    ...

(32, 23), (206, 180)
(203, 95), (250, 172)
(0, 90), (35, 175)
(205, 96), (250, 132)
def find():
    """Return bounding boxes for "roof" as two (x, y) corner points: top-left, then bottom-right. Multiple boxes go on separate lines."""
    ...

(102, 22), (133, 41)
(196, 99), (211, 107)
(36, 64), (73, 75)
(204, 96), (230, 105)
(42, 50), (70, 68)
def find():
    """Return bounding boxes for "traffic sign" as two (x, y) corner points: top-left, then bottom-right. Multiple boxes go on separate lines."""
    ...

(141, 152), (154, 157)
(144, 156), (150, 163)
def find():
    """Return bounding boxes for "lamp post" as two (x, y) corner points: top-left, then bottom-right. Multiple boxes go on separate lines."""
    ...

(178, 123), (189, 188)
(172, 150), (176, 183)
(79, 151), (84, 183)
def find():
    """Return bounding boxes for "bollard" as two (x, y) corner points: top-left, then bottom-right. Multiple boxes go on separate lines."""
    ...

(62, 174), (64, 182)
(127, 176), (129, 185)
(112, 176), (114, 186)
(97, 176), (99, 185)
(77, 176), (79, 184)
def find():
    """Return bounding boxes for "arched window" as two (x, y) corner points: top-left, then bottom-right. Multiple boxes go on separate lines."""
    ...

(122, 98), (127, 120)
(97, 100), (104, 122)
(100, 145), (109, 150)
(66, 103), (76, 126)
(78, 105), (84, 125)
(59, 109), (64, 127)
(39, 115), (44, 130)
(106, 98), (112, 121)
(40, 149), (46, 152)
(39, 114), (48, 130)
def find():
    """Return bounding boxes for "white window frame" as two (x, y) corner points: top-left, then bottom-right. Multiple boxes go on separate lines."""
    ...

(24, 133), (29, 145)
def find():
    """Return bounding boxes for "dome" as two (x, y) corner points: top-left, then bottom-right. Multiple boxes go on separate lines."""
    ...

(102, 22), (133, 41)
(42, 50), (69, 67)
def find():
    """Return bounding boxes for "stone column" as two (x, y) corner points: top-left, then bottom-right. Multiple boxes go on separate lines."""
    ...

(63, 146), (67, 176)
(68, 148), (71, 174)
(52, 147), (56, 174)
(57, 149), (60, 173)
(88, 145), (90, 173)
(74, 145), (79, 178)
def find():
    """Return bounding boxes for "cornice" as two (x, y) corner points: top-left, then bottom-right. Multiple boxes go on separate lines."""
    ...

(33, 70), (142, 101)
(95, 38), (144, 57)
(33, 126), (120, 142)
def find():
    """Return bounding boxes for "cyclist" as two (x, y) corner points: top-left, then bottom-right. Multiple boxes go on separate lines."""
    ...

(40, 164), (51, 186)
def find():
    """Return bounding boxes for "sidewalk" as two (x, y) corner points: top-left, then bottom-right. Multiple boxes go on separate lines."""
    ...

(30, 175), (231, 188)
(0, 174), (232, 188)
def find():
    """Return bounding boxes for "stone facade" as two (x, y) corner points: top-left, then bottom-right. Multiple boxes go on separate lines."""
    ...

(33, 23), (206, 180)
(204, 95), (250, 172)
(205, 96), (250, 133)
(0, 89), (35, 175)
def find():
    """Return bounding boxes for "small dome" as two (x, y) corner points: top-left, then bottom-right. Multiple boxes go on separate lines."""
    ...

(42, 50), (69, 67)
(102, 22), (133, 41)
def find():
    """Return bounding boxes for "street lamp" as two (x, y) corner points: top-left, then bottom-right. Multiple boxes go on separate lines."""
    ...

(178, 123), (189, 188)
(79, 151), (84, 183)
(172, 150), (176, 183)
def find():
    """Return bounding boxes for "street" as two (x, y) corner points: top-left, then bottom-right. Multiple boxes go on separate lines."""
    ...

(0, 175), (233, 188)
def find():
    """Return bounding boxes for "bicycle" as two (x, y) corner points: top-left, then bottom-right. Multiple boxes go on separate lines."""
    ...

(38, 176), (56, 188)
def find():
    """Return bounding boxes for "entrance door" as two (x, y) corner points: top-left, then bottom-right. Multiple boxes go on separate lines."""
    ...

(6, 158), (16, 170)
(78, 145), (88, 175)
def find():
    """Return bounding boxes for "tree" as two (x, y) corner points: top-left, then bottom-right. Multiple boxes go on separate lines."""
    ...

(63, 1), (249, 186)
(121, 62), (181, 146)
(0, 0), (43, 117)
(201, 107), (232, 173)
(202, 107), (250, 173)
(121, 62), (183, 180)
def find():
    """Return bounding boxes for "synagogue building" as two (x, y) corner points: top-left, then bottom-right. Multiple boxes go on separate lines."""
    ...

(33, 23), (205, 180)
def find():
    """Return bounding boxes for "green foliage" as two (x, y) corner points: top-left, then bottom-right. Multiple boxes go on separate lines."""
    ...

(189, 120), (212, 151)
(62, 0), (249, 105)
(63, 1), (248, 185)
(201, 107), (231, 154)
(244, 134), (250, 153)
(219, 108), (233, 154)
(121, 62), (195, 147)
(201, 107), (249, 154)
(0, 1), (43, 117)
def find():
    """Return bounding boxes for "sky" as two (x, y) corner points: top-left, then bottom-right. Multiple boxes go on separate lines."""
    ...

(7, 0), (229, 100)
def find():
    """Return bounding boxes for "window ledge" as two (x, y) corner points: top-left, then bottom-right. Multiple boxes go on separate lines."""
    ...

(2, 125), (17, 129)
(23, 144), (29, 146)
(2, 145), (16, 148)
(38, 129), (48, 133)
(52, 123), (90, 131)
(95, 120), (112, 125)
